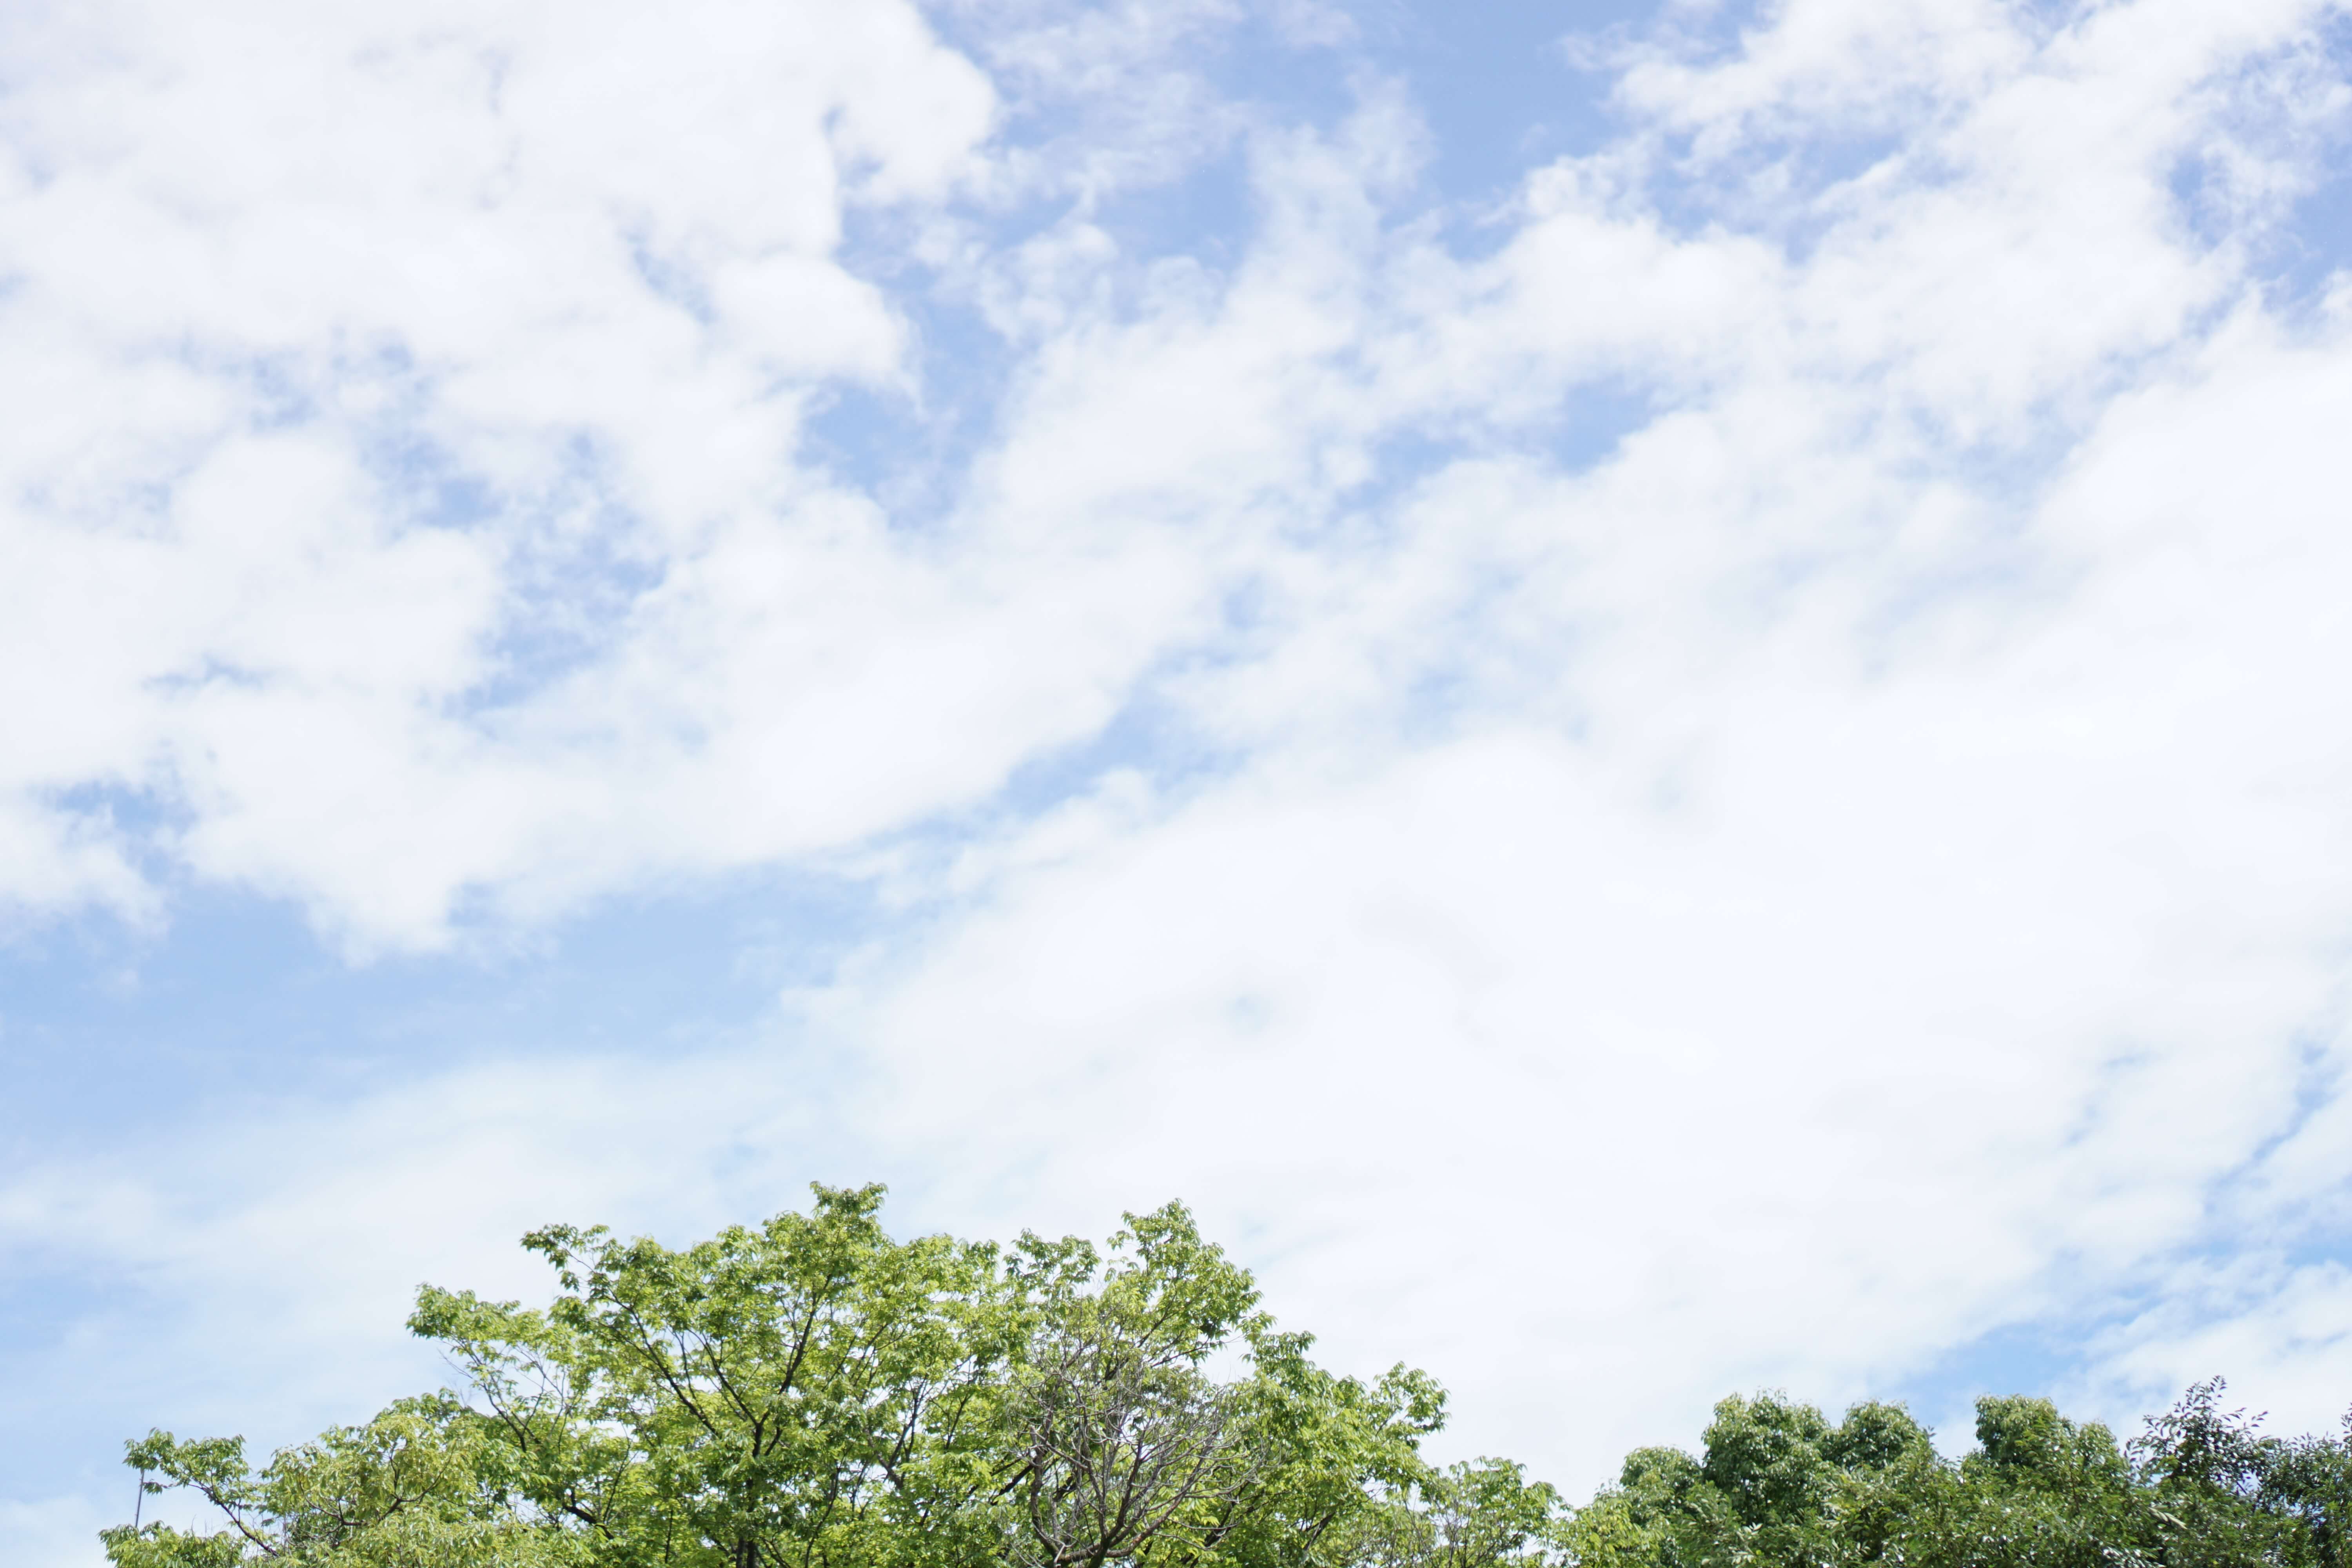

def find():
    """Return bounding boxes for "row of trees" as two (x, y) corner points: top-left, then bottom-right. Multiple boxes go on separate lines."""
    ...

(1562, 1383), (2352, 1568)
(107, 1186), (2352, 1567)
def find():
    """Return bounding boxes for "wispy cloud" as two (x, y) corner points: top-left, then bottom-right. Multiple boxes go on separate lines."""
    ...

(7, 0), (2352, 1561)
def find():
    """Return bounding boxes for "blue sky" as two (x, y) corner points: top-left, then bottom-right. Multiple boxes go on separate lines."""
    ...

(8, 0), (2352, 1560)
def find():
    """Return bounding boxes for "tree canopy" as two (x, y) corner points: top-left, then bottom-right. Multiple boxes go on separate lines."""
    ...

(1563, 1382), (2352, 1568)
(106, 1185), (2352, 1568)
(107, 1186), (1550, 1568)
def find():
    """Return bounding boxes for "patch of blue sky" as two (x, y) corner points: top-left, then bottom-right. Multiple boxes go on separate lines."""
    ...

(0, 867), (880, 1159)
(1346, 0), (1938, 269)
(0, 1255), (136, 1359)
(1878, 1156), (2352, 1450)
(1295, 381), (1655, 652)
(342, 345), (498, 544)
(0, 881), (892, 1513)
(2237, 1034), (2343, 1181)
(1044, 0), (1662, 255)
(891, 675), (1247, 868)
(797, 287), (1013, 528)
(799, 379), (947, 521)
(350, 406), (671, 715)
(1200, 5), (1362, 119)
(825, 3), (1682, 546)
(6, 779), (190, 935)
(1347, 0), (1655, 207)
(1496, 374), (1661, 474)
(2274, 163), (2352, 312)
(825, 153), (1263, 527)
(1085, 131), (1256, 277)
(359, 425), (504, 537)
(1882, 1320), (2103, 1452)
(40, 776), (191, 843)
(0, 1273), (179, 1472)
(2227, 15), (2352, 322)
(2276, 1232), (2352, 1280)
(2160, 16), (2352, 294)
(824, 41), (1299, 510)
(1038, 674), (1235, 796)
(859, 545), (1507, 886)
(2, 1303), (177, 1519)
(465, 533), (663, 712)
(2, 1287), (450, 1531)
(1612, 109), (1926, 266)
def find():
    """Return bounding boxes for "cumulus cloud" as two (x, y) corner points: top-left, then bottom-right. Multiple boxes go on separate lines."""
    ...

(9, 0), (2352, 1560)
(0, 0), (1012, 947)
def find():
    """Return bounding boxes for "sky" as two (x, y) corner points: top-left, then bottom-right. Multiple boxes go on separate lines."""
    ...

(5, 0), (2352, 1559)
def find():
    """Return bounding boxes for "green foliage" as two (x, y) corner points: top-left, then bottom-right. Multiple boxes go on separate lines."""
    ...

(110, 1185), (1552, 1568)
(1564, 1379), (2352, 1568)
(408, 1181), (1027, 1568)
(1350, 1457), (1566, 1567)
(102, 1394), (584, 1567)
(106, 1190), (2352, 1568)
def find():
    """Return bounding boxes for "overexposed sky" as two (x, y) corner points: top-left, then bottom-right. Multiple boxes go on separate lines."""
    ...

(7, 0), (2352, 1561)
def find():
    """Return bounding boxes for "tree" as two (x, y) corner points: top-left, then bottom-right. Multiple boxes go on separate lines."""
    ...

(111, 1190), (2352, 1568)
(406, 1182), (1022, 1568)
(1560, 1380), (2352, 1568)
(1000, 1205), (1270, 1567)
(103, 1395), (582, 1568)
(106, 1185), (1489, 1568)
(1328, 1458), (1565, 1568)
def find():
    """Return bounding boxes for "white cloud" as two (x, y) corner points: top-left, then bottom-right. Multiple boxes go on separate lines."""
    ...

(8, 0), (2352, 1537)
(809, 0), (2352, 1473)
(0, 0), (1010, 947)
